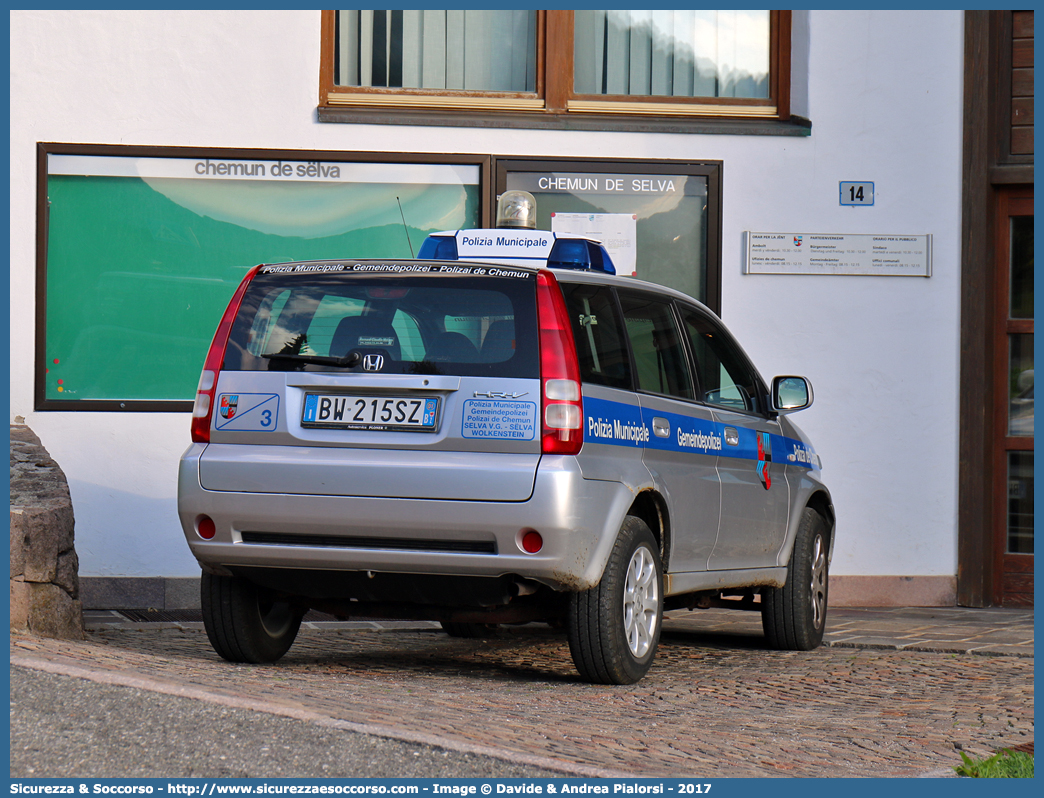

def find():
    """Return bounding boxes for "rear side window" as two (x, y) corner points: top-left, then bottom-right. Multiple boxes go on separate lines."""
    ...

(560, 282), (632, 390)
(224, 271), (538, 378)
(618, 291), (693, 400)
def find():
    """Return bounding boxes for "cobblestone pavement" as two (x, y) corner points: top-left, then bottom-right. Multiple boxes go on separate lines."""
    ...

(10, 607), (1034, 778)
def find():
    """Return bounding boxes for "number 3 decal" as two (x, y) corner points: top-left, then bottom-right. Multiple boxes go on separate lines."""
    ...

(214, 394), (279, 432)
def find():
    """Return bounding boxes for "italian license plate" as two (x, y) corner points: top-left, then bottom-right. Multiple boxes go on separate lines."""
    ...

(302, 394), (439, 431)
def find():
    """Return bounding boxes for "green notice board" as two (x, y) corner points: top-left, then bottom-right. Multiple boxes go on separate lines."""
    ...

(42, 155), (480, 405)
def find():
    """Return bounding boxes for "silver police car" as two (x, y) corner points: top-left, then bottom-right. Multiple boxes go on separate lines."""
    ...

(178, 217), (833, 685)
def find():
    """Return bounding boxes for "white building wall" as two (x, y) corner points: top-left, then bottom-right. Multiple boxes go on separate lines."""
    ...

(9, 11), (964, 593)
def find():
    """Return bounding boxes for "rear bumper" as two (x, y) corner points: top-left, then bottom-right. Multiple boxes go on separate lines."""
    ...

(178, 444), (633, 592)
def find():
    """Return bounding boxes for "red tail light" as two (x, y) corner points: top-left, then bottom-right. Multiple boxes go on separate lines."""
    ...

(521, 529), (543, 554)
(190, 266), (262, 443)
(196, 515), (217, 540)
(535, 270), (583, 455)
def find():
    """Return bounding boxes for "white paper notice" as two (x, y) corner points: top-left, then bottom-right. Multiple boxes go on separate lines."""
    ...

(551, 212), (638, 276)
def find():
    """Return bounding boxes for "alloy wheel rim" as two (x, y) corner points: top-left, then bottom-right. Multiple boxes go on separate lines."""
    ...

(623, 545), (659, 658)
(809, 533), (827, 630)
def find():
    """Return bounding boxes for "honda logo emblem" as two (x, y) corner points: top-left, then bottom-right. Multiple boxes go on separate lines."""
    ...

(361, 354), (385, 372)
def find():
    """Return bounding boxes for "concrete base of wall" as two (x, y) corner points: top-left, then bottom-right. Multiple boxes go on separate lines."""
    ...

(80, 574), (960, 611)
(80, 577), (201, 610)
(829, 575), (957, 607)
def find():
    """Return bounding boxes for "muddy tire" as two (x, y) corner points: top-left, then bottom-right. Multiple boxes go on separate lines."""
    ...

(567, 516), (663, 684)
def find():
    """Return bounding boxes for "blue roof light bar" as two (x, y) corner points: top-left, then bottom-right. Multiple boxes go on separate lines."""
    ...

(418, 229), (616, 274)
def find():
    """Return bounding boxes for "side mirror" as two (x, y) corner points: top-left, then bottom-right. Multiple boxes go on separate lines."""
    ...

(771, 376), (813, 414)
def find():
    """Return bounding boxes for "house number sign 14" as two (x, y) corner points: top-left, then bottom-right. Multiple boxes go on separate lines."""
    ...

(840, 181), (874, 206)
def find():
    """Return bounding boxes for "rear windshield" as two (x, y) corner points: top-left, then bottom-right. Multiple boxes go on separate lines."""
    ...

(223, 266), (538, 378)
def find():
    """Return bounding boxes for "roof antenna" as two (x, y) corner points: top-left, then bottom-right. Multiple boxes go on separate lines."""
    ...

(396, 197), (415, 258)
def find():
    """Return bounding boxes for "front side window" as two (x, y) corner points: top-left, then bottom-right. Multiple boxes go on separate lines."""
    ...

(681, 307), (762, 413)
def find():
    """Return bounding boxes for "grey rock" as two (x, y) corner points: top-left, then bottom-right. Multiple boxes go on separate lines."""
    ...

(27, 582), (83, 640)
(56, 548), (80, 599)
(9, 424), (82, 639)
(18, 505), (76, 583)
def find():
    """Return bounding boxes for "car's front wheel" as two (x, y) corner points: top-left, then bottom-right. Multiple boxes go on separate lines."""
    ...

(201, 572), (302, 663)
(567, 516), (663, 684)
(761, 507), (830, 650)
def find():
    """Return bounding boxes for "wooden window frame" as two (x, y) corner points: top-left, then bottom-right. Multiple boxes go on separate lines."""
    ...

(562, 10), (789, 120)
(990, 188), (1033, 606)
(321, 10), (549, 113)
(319, 10), (797, 133)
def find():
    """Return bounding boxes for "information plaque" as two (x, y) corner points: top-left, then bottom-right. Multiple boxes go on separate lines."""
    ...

(745, 232), (932, 276)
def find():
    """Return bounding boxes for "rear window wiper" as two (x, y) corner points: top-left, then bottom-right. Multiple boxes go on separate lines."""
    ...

(261, 351), (361, 368)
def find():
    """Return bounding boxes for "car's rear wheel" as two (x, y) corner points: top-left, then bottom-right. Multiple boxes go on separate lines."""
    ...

(761, 507), (829, 650)
(567, 516), (662, 684)
(440, 621), (499, 638)
(201, 572), (302, 663)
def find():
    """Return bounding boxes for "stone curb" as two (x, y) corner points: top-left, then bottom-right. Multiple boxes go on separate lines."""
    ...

(11, 653), (631, 779)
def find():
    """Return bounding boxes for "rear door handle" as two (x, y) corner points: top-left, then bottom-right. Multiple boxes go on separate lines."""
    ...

(724, 427), (740, 446)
